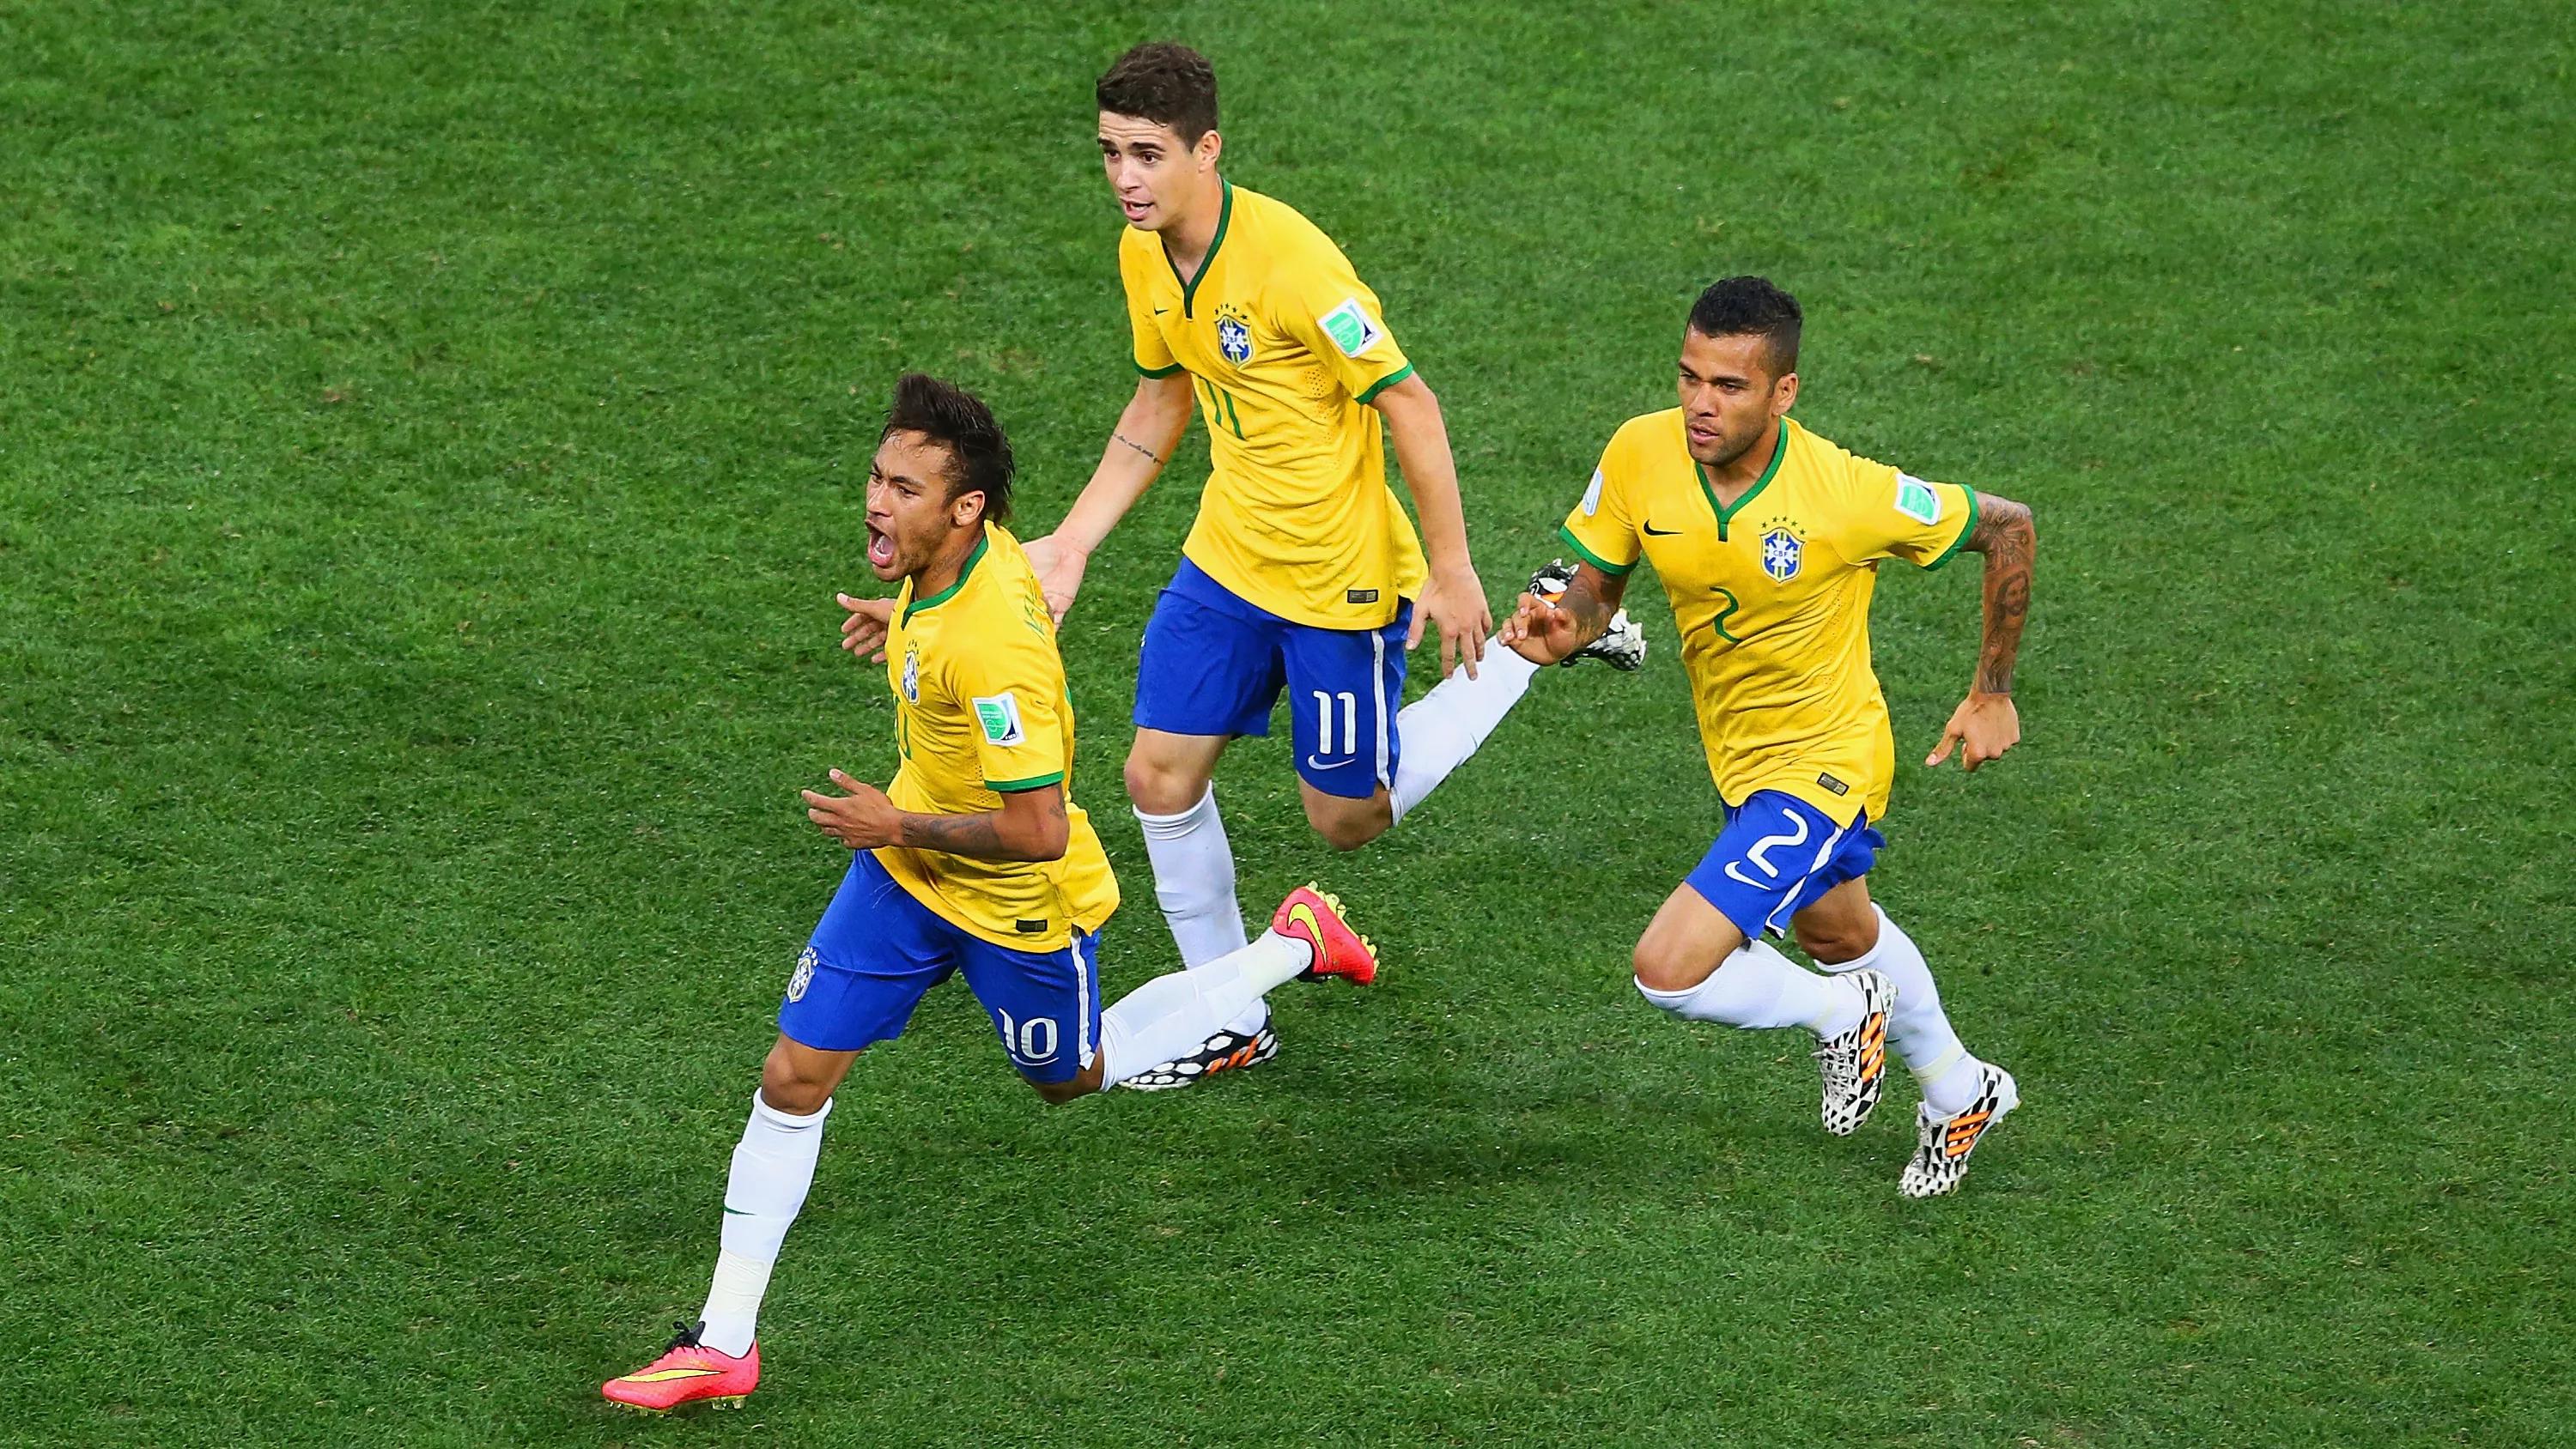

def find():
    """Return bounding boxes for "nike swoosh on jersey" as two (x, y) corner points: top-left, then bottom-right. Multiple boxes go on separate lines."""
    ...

(1303, 755), (1356, 771)
(1643, 522), (1683, 536)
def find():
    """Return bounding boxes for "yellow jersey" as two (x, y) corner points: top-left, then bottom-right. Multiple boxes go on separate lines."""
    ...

(1120, 180), (1427, 628)
(877, 524), (1119, 950)
(1558, 412), (1978, 826)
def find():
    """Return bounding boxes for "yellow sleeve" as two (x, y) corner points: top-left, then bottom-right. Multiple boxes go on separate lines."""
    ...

(1120, 239), (1181, 379)
(951, 628), (1072, 792)
(1269, 235), (1413, 403)
(1556, 433), (1642, 576)
(1839, 454), (1978, 571)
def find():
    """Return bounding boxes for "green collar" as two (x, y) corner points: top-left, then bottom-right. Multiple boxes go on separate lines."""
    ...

(1163, 179), (1233, 318)
(902, 531), (988, 623)
(1696, 420), (1789, 542)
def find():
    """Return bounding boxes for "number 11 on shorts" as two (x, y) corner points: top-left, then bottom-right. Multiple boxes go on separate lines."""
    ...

(1312, 689), (1358, 755)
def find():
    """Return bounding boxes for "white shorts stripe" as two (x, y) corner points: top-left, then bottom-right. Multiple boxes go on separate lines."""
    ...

(1072, 937), (1093, 1068)
(1370, 627), (1391, 788)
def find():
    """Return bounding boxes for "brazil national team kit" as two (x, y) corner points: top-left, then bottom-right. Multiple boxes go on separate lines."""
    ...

(1121, 181), (1428, 798)
(1558, 412), (1978, 938)
(784, 523), (1120, 1084)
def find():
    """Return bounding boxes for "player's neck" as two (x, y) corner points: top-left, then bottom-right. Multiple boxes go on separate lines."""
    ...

(908, 525), (987, 603)
(1705, 419), (1786, 502)
(1160, 173), (1229, 276)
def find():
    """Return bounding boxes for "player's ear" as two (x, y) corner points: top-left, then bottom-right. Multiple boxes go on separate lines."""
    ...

(1196, 128), (1222, 171)
(1771, 371), (1800, 417)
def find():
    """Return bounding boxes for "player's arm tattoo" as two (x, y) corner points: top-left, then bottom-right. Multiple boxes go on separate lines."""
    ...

(1553, 563), (1629, 651)
(897, 787), (1069, 863)
(1111, 430), (1163, 465)
(1960, 493), (2034, 694)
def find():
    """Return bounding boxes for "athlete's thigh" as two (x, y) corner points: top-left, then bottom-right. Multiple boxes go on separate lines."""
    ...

(1133, 574), (1289, 741)
(1278, 602), (1410, 800)
(779, 851), (960, 1052)
(1682, 791), (1873, 945)
(951, 926), (1105, 1087)
(1633, 878), (1752, 991)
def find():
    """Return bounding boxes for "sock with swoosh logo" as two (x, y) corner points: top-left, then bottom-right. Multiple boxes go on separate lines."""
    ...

(697, 1092), (830, 1357)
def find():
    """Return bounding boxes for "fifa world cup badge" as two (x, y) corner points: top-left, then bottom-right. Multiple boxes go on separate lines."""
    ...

(1215, 303), (1255, 366)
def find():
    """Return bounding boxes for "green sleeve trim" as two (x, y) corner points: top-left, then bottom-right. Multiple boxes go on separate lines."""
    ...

(1923, 488), (1980, 572)
(1354, 361), (1416, 405)
(986, 771), (1066, 793)
(1135, 360), (1183, 379)
(1556, 524), (1637, 577)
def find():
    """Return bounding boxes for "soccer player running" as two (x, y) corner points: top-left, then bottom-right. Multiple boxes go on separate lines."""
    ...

(602, 375), (1382, 1414)
(1023, 43), (1641, 1088)
(1499, 278), (2036, 1197)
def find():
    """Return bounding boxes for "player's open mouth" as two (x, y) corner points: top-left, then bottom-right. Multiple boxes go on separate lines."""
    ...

(1120, 196), (1152, 222)
(866, 527), (896, 569)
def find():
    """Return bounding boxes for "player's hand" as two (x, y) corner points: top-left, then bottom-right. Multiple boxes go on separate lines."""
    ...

(1410, 560), (1492, 680)
(837, 593), (895, 663)
(803, 768), (904, 849)
(1496, 591), (1582, 665)
(1926, 691), (2020, 773)
(1021, 533), (1090, 625)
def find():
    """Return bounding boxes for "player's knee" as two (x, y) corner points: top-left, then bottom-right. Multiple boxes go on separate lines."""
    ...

(1303, 797), (1390, 852)
(1123, 750), (1206, 815)
(1027, 1055), (1104, 1106)
(1632, 932), (1719, 995)
(1794, 916), (1875, 967)
(758, 1047), (839, 1117)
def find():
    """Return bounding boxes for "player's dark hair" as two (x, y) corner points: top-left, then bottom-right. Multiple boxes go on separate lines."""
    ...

(881, 373), (1014, 524)
(1097, 41), (1219, 145)
(1686, 276), (1803, 378)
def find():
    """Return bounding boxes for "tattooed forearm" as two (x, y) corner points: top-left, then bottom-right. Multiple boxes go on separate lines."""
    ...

(1964, 493), (2033, 695)
(1553, 564), (1629, 652)
(897, 789), (1068, 863)
(901, 810), (1011, 858)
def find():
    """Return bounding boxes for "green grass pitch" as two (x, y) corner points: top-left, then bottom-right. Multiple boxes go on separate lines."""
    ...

(7, 2), (2572, 1443)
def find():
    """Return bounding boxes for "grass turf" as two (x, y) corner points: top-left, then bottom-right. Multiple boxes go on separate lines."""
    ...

(6, 1), (2572, 1443)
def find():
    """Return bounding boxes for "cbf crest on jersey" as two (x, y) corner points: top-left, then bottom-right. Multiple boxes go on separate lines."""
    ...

(1214, 302), (1255, 366)
(901, 640), (921, 704)
(1761, 528), (1803, 582)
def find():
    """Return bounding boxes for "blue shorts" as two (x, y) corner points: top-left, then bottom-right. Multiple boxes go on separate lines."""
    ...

(1132, 558), (1412, 800)
(1683, 791), (1886, 943)
(778, 851), (1103, 1085)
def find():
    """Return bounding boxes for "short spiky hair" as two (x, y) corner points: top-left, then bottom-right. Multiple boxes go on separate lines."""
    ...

(881, 373), (1013, 524)
(1097, 42), (1218, 145)
(1686, 276), (1803, 378)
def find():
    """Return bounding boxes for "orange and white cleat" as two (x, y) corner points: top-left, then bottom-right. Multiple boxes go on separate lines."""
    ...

(1814, 968), (1897, 1137)
(601, 1320), (759, 1414)
(1273, 884), (1380, 986)
(1899, 1063), (2021, 1198)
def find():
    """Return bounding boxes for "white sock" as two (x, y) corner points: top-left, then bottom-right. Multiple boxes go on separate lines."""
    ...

(1097, 931), (1315, 1085)
(1389, 648), (1540, 824)
(1134, 788), (1266, 1034)
(698, 1092), (830, 1357)
(1636, 938), (1863, 1036)
(1816, 906), (1982, 1115)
